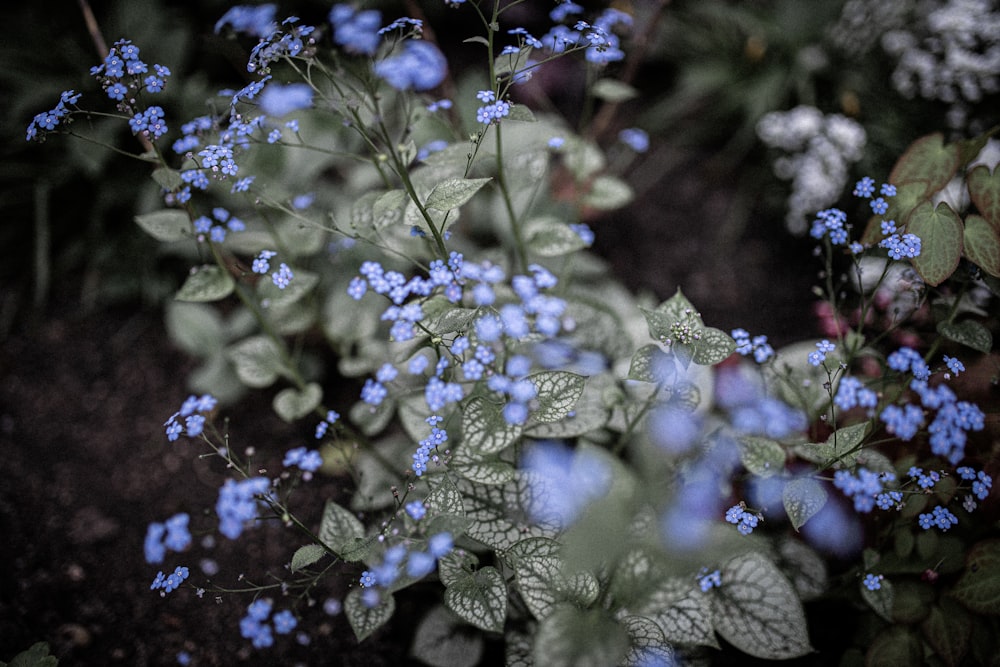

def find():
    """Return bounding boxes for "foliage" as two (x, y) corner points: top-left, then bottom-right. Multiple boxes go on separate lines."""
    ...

(24, 1), (1000, 665)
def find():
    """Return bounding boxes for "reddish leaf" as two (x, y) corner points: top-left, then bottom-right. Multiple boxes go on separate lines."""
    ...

(968, 165), (1000, 227)
(889, 133), (960, 197)
(907, 201), (964, 286)
(963, 214), (1000, 277)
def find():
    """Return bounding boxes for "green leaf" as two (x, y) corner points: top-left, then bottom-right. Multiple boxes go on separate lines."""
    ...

(175, 265), (235, 302)
(591, 78), (639, 102)
(692, 327), (737, 365)
(425, 477), (467, 517)
(372, 189), (408, 230)
(318, 499), (366, 557)
(463, 396), (522, 455)
(344, 587), (395, 641)
(794, 421), (869, 466)
(164, 301), (224, 357)
(865, 626), (922, 667)
(777, 537), (828, 601)
(349, 397), (396, 437)
(861, 577), (894, 622)
(457, 474), (559, 550)
(712, 551), (813, 659)
(410, 605), (484, 667)
(444, 565), (508, 633)
(448, 453), (516, 485)
(619, 615), (675, 667)
(290, 543), (326, 572)
(963, 214), (1000, 277)
(225, 335), (287, 388)
(507, 537), (599, 621)
(968, 164), (1000, 226)
(627, 344), (673, 383)
(2, 642), (58, 667)
(937, 319), (993, 354)
(526, 385), (609, 439)
(425, 177), (492, 211)
(633, 576), (718, 648)
(582, 175), (634, 211)
(272, 383), (322, 422)
(152, 166), (183, 192)
(889, 132), (960, 197)
(529, 371), (585, 423)
(951, 539), (1000, 614)
(907, 200), (964, 286)
(782, 477), (828, 531)
(524, 216), (587, 257)
(506, 104), (536, 123)
(738, 436), (785, 478)
(135, 209), (190, 242)
(532, 607), (630, 667)
(921, 598), (972, 667)
(257, 269), (319, 307)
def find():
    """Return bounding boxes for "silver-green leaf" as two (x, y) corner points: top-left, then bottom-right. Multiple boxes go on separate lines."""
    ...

(444, 565), (508, 633)
(529, 371), (585, 423)
(290, 544), (326, 573)
(344, 588), (395, 641)
(135, 209), (190, 242)
(782, 477), (828, 531)
(712, 551), (813, 659)
(425, 177), (492, 211)
(272, 382), (322, 423)
(175, 265), (235, 302)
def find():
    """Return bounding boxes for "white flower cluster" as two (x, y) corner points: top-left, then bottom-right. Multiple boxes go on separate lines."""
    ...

(756, 105), (866, 235)
(882, 0), (1000, 127)
(827, 0), (912, 56)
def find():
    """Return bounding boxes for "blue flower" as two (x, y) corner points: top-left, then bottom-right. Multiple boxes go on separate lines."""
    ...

(215, 5), (278, 37)
(216, 477), (270, 540)
(724, 503), (760, 535)
(374, 41), (447, 91)
(258, 82), (313, 118)
(698, 568), (722, 592)
(870, 197), (889, 215)
(619, 127), (649, 153)
(522, 441), (612, 527)
(330, 5), (382, 55)
(405, 501), (426, 520)
(272, 609), (297, 634)
(943, 355), (965, 376)
(853, 177), (875, 198)
(862, 573), (883, 591)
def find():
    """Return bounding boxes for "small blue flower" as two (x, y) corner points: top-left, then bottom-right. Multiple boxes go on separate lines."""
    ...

(862, 573), (883, 591)
(853, 177), (876, 198)
(943, 355), (965, 376)
(870, 197), (889, 215)
(405, 501), (426, 521)
(619, 127), (649, 153)
(698, 568), (722, 592)
(272, 609), (297, 634)
(375, 40), (447, 91)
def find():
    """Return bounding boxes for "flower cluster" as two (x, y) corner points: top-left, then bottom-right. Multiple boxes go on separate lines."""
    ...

(475, 90), (511, 125)
(917, 505), (959, 531)
(880, 360), (985, 463)
(757, 106), (866, 234)
(216, 477), (271, 540)
(834, 376), (878, 413)
(725, 503), (761, 536)
(150, 565), (190, 596)
(358, 533), (454, 607)
(283, 446), (323, 473)
(239, 598), (299, 649)
(144, 513), (192, 564)
(807, 339), (837, 366)
(731, 329), (775, 363)
(314, 410), (340, 439)
(164, 394), (218, 441)
(412, 416), (448, 477)
(833, 467), (898, 513)
(27, 38), (172, 143)
(194, 207), (245, 244)
(698, 568), (722, 592)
